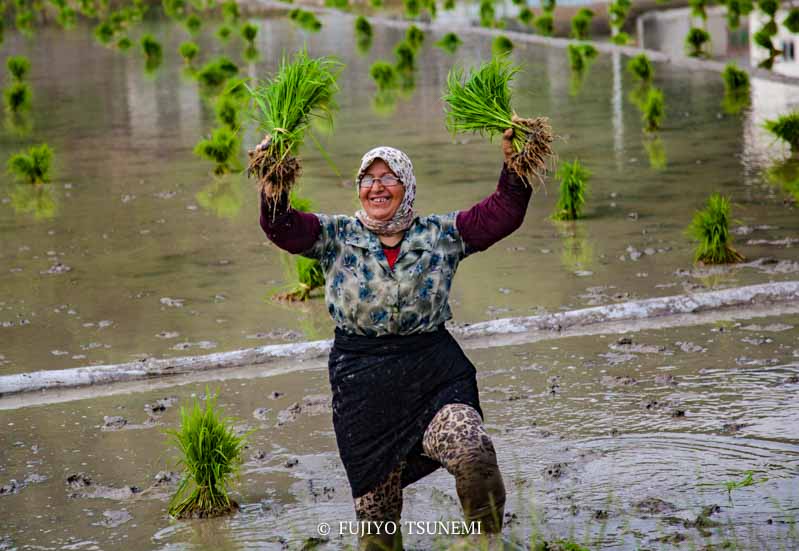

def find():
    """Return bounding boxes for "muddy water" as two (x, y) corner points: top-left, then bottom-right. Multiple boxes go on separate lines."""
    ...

(0, 312), (797, 549)
(1, 15), (798, 376)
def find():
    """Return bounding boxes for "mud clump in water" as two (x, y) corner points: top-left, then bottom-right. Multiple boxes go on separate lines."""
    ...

(600, 375), (638, 388)
(253, 407), (271, 421)
(0, 479), (21, 496)
(101, 416), (128, 431)
(66, 472), (142, 500)
(542, 462), (569, 480)
(276, 395), (331, 426)
(635, 497), (676, 515)
(720, 422), (748, 434)
(144, 396), (178, 416)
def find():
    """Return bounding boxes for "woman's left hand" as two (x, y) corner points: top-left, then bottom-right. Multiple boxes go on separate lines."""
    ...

(502, 128), (514, 165)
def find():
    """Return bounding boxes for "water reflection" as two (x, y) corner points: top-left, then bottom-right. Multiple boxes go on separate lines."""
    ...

(556, 222), (594, 274)
(195, 174), (245, 219)
(643, 134), (667, 171)
(8, 183), (58, 220)
(765, 157), (799, 203)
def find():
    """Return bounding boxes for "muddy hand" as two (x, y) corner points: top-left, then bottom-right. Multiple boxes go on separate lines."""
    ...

(502, 128), (514, 165)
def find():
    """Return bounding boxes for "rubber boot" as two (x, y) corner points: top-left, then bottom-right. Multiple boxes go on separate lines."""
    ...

(358, 530), (403, 551)
(456, 463), (506, 534)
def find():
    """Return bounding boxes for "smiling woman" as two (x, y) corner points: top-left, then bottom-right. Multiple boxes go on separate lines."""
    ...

(258, 133), (530, 550)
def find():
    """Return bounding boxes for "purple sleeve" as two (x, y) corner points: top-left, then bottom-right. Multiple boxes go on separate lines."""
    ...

(259, 191), (322, 254)
(455, 164), (532, 252)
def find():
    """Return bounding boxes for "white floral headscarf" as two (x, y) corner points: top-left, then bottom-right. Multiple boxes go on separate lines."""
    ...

(355, 146), (416, 236)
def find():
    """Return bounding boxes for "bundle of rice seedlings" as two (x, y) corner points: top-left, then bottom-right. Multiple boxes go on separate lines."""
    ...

(519, 7), (534, 26)
(117, 36), (133, 52)
(443, 0), (454, 10)
(221, 0), (240, 23)
(216, 24), (233, 42)
(163, 0), (187, 19)
(7, 143), (53, 185)
(722, 62), (749, 93)
(535, 13), (554, 36)
(404, 0), (420, 18)
(570, 7), (593, 40)
(179, 41), (199, 64)
(764, 111), (799, 153)
(246, 51), (342, 203)
(608, 0), (631, 30)
(689, 0), (708, 20)
(56, 6), (77, 28)
(643, 135), (666, 171)
(785, 9), (799, 33)
(166, 391), (248, 519)
(684, 27), (710, 57)
(354, 15), (372, 53)
(141, 34), (163, 62)
(611, 32), (630, 45)
(567, 43), (596, 73)
(185, 13), (202, 35)
(241, 22), (258, 45)
(492, 35), (513, 56)
(194, 126), (241, 174)
(686, 193), (744, 264)
(443, 57), (554, 186)
(479, 0), (494, 28)
(4, 81), (32, 113)
(552, 159), (588, 220)
(406, 24), (424, 50)
(395, 40), (415, 72)
(642, 86), (664, 132)
(94, 21), (115, 45)
(288, 8), (322, 32)
(7, 56), (30, 82)
(435, 32), (461, 54)
(196, 56), (239, 90)
(627, 53), (653, 83)
(370, 0), (383, 8)
(370, 60), (397, 92)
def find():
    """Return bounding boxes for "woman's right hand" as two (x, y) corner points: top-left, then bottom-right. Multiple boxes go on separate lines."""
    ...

(256, 134), (272, 153)
(501, 128), (514, 165)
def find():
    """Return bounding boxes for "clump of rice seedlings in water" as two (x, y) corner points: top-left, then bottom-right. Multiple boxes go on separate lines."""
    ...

(94, 21), (115, 45)
(221, 0), (240, 23)
(435, 32), (461, 54)
(15, 10), (34, 37)
(325, 0), (349, 9)
(246, 51), (341, 205)
(685, 27), (710, 57)
(141, 34), (163, 64)
(422, 0), (437, 19)
(443, 57), (555, 187)
(608, 0), (631, 35)
(214, 93), (241, 130)
(9, 182), (57, 220)
(443, 0), (454, 10)
(394, 40), (415, 72)
(354, 16), (372, 54)
(196, 56), (239, 90)
(570, 7), (593, 40)
(370, 61), (397, 92)
(724, 0), (752, 29)
(785, 9), (799, 33)
(288, 8), (322, 31)
(7, 143), (53, 185)
(764, 111), (799, 153)
(567, 43), (596, 73)
(406, 24), (424, 50)
(552, 159), (588, 220)
(765, 158), (799, 203)
(611, 31), (630, 45)
(163, 0), (187, 20)
(518, 7), (534, 26)
(216, 24), (233, 42)
(492, 35), (513, 56)
(185, 13), (202, 35)
(194, 126), (241, 174)
(721, 63), (750, 115)
(179, 41), (199, 64)
(241, 22), (258, 46)
(627, 53), (653, 83)
(116, 36), (133, 52)
(479, 0), (494, 28)
(166, 390), (247, 519)
(535, 13), (554, 36)
(752, 27), (780, 69)
(642, 87), (664, 132)
(7, 56), (30, 82)
(686, 193), (744, 264)
(404, 0), (420, 18)
(4, 81), (32, 113)
(689, 0), (708, 20)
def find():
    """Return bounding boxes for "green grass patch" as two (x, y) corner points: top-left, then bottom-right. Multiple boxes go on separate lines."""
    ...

(7, 143), (53, 185)
(686, 193), (744, 264)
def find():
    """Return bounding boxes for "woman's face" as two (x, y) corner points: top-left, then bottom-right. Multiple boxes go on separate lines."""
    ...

(358, 159), (405, 222)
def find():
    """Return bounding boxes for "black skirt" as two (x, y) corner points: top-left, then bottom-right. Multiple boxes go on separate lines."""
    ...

(328, 324), (483, 499)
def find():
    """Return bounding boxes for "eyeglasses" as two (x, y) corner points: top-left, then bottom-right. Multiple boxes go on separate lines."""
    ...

(359, 174), (403, 189)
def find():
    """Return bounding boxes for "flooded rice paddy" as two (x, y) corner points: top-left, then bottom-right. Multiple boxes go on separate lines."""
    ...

(1, 9), (798, 550)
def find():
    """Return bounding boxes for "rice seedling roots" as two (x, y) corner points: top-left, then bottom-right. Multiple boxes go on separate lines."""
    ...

(247, 135), (302, 206)
(507, 114), (555, 188)
(172, 496), (240, 520)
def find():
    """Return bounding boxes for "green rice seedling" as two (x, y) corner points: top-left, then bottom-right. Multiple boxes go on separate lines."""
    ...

(685, 26), (710, 57)
(221, 0), (239, 23)
(758, 0), (777, 18)
(724, 0), (753, 29)
(141, 34), (163, 61)
(56, 5), (76, 28)
(723, 470), (768, 502)
(194, 126), (241, 174)
(435, 31), (461, 54)
(642, 86), (664, 132)
(643, 135), (667, 171)
(611, 31), (630, 45)
(179, 40), (199, 64)
(185, 13), (202, 35)
(443, 57), (554, 186)
(394, 40), (415, 72)
(4, 81), (32, 113)
(535, 13), (554, 36)
(479, 0), (494, 27)
(325, 0), (348, 8)
(721, 62), (750, 114)
(566, 43), (593, 72)
(519, 7), (534, 26)
(552, 159), (589, 220)
(764, 111), (799, 153)
(94, 21), (115, 45)
(196, 56), (239, 90)
(215, 92), (241, 130)
(7, 56), (30, 82)
(288, 8), (322, 31)
(246, 51), (342, 202)
(686, 193), (744, 264)
(116, 36), (133, 52)
(370, 60), (397, 92)
(753, 26), (780, 69)
(15, 10), (34, 37)
(627, 53), (653, 83)
(163, 0), (187, 19)
(404, 0), (420, 18)
(541, 0), (555, 11)
(7, 143), (53, 185)
(354, 15), (372, 54)
(443, 0), (454, 10)
(166, 390), (247, 519)
(785, 9), (799, 33)
(195, 175), (243, 219)
(406, 24), (424, 50)
(370, 0), (382, 7)
(490, 35), (512, 57)
(216, 24), (232, 42)
(689, 0), (708, 20)
(608, 0), (631, 30)
(241, 22), (258, 45)
(422, 0), (436, 19)
(570, 7), (593, 40)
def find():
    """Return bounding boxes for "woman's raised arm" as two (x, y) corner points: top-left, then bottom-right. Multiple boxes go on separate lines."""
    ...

(259, 191), (321, 254)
